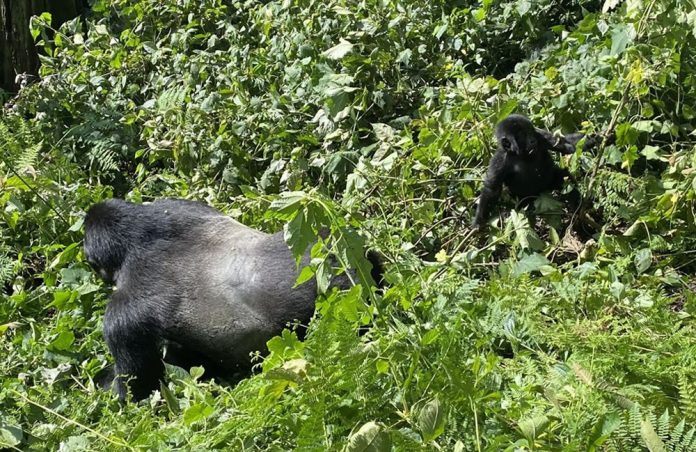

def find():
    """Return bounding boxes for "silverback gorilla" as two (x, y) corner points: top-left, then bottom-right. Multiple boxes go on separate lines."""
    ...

(473, 114), (605, 228)
(84, 198), (379, 401)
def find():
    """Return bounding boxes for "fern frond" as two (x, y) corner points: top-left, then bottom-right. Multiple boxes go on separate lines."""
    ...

(156, 86), (187, 112)
(679, 375), (696, 423)
(15, 141), (42, 171)
(657, 410), (670, 438)
(589, 169), (647, 224)
(680, 427), (696, 451)
(0, 115), (38, 165)
(88, 140), (119, 172)
(668, 419), (685, 451)
(607, 406), (696, 452)
(628, 405), (642, 435)
(0, 253), (13, 287)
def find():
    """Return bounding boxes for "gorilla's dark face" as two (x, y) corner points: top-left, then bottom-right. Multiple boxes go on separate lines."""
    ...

(495, 114), (538, 156)
(83, 199), (131, 285)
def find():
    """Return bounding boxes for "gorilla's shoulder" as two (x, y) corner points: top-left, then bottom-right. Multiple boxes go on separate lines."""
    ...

(150, 198), (222, 217)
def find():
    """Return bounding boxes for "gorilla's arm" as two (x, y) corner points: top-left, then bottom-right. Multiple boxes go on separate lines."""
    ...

(535, 128), (613, 155)
(473, 151), (509, 228)
(103, 290), (164, 401)
(535, 128), (581, 155)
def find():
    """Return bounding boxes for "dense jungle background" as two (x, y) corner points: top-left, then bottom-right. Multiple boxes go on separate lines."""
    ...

(2, 0), (696, 449)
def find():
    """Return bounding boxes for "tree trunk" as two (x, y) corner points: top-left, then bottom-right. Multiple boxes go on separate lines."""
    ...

(0, 0), (88, 94)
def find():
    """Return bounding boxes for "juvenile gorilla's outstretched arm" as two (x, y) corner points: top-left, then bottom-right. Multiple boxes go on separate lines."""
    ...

(535, 128), (610, 155)
(473, 151), (508, 228)
(535, 128), (583, 155)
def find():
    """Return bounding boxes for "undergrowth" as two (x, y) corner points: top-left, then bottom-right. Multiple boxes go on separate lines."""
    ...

(2, 0), (696, 449)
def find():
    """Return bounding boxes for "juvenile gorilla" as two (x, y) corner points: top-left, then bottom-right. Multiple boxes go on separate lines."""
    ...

(85, 198), (377, 401)
(473, 114), (603, 228)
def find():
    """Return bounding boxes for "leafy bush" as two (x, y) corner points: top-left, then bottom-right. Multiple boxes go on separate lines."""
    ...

(2, 0), (696, 449)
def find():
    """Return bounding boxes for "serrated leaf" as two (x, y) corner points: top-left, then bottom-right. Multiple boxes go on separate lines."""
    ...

(323, 39), (354, 60)
(517, 0), (531, 15)
(284, 210), (314, 261)
(239, 185), (260, 199)
(68, 217), (84, 232)
(433, 23), (448, 39)
(335, 228), (373, 287)
(422, 328), (440, 345)
(316, 259), (332, 294)
(59, 435), (90, 450)
(49, 243), (79, 269)
(626, 0), (643, 18)
(611, 281), (626, 300)
(417, 398), (446, 442)
(183, 403), (214, 426)
(633, 120), (654, 132)
(270, 191), (307, 215)
(623, 219), (646, 237)
(29, 12), (51, 41)
(266, 330), (304, 357)
(641, 145), (661, 160)
(396, 49), (412, 65)
(497, 100), (518, 121)
(512, 253), (552, 276)
(189, 366), (205, 380)
(535, 193), (563, 214)
(344, 421), (392, 452)
(509, 211), (543, 250)
(334, 284), (365, 322)
(294, 265), (316, 288)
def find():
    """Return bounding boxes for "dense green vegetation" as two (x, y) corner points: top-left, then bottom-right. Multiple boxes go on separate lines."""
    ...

(2, 0), (696, 449)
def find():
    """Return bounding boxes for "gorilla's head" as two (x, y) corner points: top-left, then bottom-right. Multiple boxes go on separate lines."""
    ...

(495, 114), (538, 156)
(84, 199), (133, 284)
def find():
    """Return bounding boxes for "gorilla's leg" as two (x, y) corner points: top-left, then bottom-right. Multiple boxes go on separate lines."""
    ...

(162, 340), (227, 378)
(94, 365), (115, 389)
(551, 167), (570, 191)
(103, 292), (164, 401)
(561, 187), (582, 211)
(552, 167), (581, 211)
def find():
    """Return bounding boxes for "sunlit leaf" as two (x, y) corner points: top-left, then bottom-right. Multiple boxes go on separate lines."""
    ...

(183, 403), (214, 425)
(344, 421), (392, 452)
(417, 398), (446, 442)
(323, 39), (354, 60)
(640, 418), (667, 452)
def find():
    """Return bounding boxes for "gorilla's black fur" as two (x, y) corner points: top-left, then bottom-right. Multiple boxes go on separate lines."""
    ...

(85, 198), (379, 401)
(473, 114), (604, 228)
